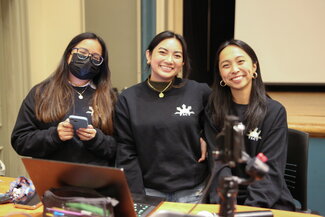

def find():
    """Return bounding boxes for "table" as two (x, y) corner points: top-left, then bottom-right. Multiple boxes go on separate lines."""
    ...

(0, 177), (42, 216)
(155, 202), (321, 217)
(1, 176), (321, 217)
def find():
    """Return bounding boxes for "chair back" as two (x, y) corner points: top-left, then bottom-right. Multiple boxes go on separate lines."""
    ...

(284, 128), (309, 211)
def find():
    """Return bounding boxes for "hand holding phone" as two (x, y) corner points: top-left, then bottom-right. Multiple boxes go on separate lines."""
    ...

(69, 115), (88, 130)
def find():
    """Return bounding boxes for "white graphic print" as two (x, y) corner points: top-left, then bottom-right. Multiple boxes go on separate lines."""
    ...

(174, 104), (195, 116)
(247, 128), (262, 141)
(86, 106), (94, 117)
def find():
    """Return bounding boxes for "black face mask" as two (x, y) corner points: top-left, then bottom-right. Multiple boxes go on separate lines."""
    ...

(68, 53), (100, 80)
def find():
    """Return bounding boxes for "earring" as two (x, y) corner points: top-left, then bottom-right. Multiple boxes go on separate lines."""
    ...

(220, 80), (226, 87)
(253, 72), (258, 79)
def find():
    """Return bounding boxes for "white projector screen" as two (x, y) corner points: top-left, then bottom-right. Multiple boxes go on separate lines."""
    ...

(235, 0), (325, 85)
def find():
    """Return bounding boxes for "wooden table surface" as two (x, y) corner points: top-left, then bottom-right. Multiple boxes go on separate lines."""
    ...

(0, 177), (42, 216)
(1, 177), (322, 217)
(155, 201), (321, 217)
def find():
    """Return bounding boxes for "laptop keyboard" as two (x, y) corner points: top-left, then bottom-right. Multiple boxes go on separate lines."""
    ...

(134, 202), (154, 217)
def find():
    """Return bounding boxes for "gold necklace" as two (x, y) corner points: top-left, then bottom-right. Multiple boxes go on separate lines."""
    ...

(74, 85), (89, 99)
(147, 79), (173, 98)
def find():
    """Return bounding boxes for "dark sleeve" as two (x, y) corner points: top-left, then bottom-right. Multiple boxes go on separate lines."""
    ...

(11, 87), (63, 157)
(199, 83), (212, 133)
(83, 128), (116, 163)
(114, 95), (145, 194)
(201, 83), (212, 105)
(245, 106), (290, 208)
(203, 110), (231, 203)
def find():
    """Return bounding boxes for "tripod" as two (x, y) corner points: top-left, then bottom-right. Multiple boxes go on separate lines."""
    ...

(214, 116), (270, 217)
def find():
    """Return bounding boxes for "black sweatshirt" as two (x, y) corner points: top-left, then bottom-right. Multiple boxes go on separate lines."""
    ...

(115, 79), (211, 194)
(11, 85), (116, 166)
(204, 97), (295, 210)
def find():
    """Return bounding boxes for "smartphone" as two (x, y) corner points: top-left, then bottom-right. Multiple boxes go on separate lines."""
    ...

(0, 193), (11, 204)
(14, 194), (42, 210)
(69, 115), (89, 130)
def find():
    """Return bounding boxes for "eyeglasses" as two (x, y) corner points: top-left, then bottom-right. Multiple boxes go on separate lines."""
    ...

(71, 47), (104, 66)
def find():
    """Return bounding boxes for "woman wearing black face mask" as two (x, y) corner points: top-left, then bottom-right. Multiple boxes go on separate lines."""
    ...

(11, 32), (117, 166)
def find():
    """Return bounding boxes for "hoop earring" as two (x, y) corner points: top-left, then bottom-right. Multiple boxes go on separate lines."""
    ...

(220, 80), (226, 87)
(253, 72), (258, 79)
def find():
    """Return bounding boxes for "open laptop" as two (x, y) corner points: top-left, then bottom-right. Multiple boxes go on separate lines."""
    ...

(22, 157), (161, 217)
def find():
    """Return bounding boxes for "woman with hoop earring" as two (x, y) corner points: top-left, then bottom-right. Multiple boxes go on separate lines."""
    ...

(204, 39), (295, 210)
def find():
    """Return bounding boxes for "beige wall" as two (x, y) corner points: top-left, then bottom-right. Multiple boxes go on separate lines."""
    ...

(156, 0), (183, 35)
(0, 0), (84, 177)
(84, 0), (139, 91)
(27, 0), (85, 85)
(83, 0), (183, 91)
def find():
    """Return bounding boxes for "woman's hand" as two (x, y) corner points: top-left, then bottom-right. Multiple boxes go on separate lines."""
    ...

(57, 119), (74, 141)
(198, 137), (207, 162)
(77, 125), (97, 141)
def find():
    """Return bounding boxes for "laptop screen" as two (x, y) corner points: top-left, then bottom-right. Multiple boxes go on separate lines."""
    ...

(21, 157), (137, 217)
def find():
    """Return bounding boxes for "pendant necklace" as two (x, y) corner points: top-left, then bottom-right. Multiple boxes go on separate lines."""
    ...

(74, 85), (89, 99)
(147, 79), (173, 98)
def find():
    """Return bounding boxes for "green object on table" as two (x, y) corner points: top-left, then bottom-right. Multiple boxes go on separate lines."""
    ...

(66, 202), (110, 216)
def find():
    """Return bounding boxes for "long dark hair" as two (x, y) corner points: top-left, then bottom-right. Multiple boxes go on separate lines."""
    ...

(208, 39), (267, 131)
(146, 30), (191, 86)
(34, 32), (116, 134)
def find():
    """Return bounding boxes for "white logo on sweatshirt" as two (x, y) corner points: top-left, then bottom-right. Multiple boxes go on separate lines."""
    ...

(174, 104), (195, 116)
(247, 128), (262, 141)
(86, 106), (94, 117)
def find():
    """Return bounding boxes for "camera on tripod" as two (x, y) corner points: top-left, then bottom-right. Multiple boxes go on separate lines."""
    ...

(213, 115), (271, 217)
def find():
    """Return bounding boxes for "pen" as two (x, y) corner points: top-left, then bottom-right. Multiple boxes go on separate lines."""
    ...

(46, 207), (83, 216)
(53, 211), (64, 216)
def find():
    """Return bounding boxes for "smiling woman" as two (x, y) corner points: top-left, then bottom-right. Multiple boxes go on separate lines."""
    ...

(218, 45), (257, 104)
(204, 39), (296, 210)
(115, 31), (211, 203)
(146, 37), (184, 82)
